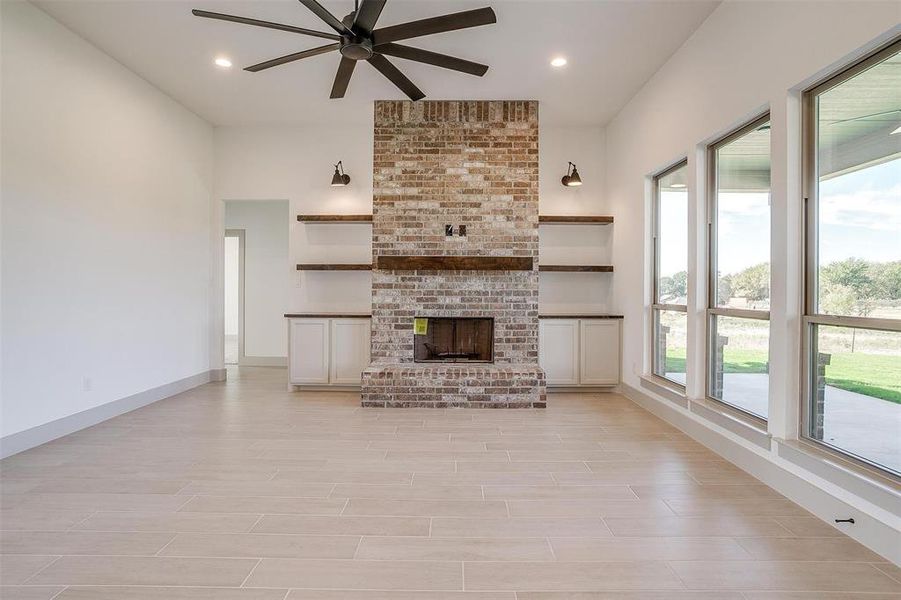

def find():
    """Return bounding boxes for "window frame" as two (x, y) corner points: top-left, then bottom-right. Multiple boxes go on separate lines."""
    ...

(705, 113), (772, 424)
(800, 37), (901, 477)
(650, 159), (689, 389)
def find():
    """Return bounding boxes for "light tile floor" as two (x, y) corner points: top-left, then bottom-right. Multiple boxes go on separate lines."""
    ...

(0, 366), (898, 599)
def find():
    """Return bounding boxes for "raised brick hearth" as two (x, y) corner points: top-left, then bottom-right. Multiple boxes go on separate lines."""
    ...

(362, 363), (545, 408)
(361, 100), (546, 408)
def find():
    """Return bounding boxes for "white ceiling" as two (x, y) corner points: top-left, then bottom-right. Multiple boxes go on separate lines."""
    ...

(37, 0), (720, 126)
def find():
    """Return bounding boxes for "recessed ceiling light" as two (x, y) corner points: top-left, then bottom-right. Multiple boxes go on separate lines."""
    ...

(550, 57), (567, 68)
(671, 183), (687, 188)
(214, 57), (233, 68)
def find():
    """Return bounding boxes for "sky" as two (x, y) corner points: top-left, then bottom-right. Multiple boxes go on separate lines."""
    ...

(658, 156), (900, 279)
(819, 157), (900, 266)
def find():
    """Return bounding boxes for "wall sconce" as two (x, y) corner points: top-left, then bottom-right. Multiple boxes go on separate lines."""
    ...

(330, 161), (351, 186)
(561, 162), (582, 187)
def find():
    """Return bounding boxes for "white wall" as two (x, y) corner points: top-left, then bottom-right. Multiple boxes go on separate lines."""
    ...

(224, 200), (290, 359)
(605, 0), (899, 559)
(540, 126), (611, 314)
(223, 236), (240, 337)
(0, 1), (214, 439)
(212, 124), (374, 353)
(210, 119), (611, 367)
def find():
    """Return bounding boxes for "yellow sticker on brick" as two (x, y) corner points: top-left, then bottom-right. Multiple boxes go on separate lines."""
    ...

(414, 318), (428, 335)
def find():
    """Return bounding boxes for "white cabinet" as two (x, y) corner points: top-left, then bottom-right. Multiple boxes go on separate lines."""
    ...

(580, 319), (621, 385)
(288, 317), (370, 386)
(539, 319), (580, 385)
(289, 318), (330, 384)
(330, 319), (371, 384)
(539, 318), (621, 387)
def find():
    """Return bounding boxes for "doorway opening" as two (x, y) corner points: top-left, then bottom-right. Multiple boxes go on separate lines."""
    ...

(224, 229), (244, 365)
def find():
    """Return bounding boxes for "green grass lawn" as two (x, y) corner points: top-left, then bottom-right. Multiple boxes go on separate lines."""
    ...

(665, 348), (900, 404)
(826, 353), (901, 404)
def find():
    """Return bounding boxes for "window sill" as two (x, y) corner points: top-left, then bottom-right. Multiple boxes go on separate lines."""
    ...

(638, 376), (771, 451)
(775, 438), (900, 513)
(689, 396), (771, 450)
(639, 375), (688, 408)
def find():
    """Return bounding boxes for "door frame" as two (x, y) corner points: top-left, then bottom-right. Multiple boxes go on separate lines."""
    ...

(224, 228), (246, 365)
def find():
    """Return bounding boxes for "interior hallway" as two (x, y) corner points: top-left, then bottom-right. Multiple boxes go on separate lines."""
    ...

(0, 367), (898, 598)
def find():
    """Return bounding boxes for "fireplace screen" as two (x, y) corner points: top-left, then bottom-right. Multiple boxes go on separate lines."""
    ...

(414, 317), (494, 363)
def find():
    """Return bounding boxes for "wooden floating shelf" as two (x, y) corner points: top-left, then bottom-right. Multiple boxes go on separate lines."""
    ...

(539, 265), (614, 272)
(539, 216), (614, 224)
(296, 264), (372, 271)
(376, 256), (534, 271)
(297, 214), (373, 223)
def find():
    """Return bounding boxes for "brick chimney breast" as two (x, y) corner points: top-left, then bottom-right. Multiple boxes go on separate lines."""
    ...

(362, 100), (545, 408)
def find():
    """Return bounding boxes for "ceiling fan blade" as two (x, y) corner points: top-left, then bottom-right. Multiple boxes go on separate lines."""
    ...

(297, 0), (350, 35)
(330, 57), (357, 98)
(352, 0), (386, 36)
(191, 9), (340, 41)
(375, 43), (488, 76)
(371, 7), (496, 45)
(367, 54), (425, 101)
(245, 43), (340, 72)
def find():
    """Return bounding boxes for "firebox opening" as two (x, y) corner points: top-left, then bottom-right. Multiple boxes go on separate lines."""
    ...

(413, 317), (494, 363)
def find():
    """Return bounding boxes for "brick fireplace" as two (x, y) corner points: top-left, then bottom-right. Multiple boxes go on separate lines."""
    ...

(361, 100), (546, 408)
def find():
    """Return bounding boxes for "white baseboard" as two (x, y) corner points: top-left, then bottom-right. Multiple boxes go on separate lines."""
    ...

(548, 386), (617, 393)
(239, 356), (287, 367)
(620, 381), (901, 566)
(0, 369), (221, 459)
(290, 384), (361, 392)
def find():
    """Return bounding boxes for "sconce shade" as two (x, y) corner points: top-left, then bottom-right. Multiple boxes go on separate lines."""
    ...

(331, 161), (351, 186)
(561, 162), (583, 187)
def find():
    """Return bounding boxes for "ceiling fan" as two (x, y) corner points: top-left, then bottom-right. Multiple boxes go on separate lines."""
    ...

(192, 0), (496, 101)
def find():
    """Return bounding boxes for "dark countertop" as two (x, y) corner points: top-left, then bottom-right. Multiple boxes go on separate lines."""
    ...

(285, 314), (623, 319)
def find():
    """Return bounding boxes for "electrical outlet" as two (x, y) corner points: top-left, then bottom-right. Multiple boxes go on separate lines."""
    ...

(459, 225), (467, 237)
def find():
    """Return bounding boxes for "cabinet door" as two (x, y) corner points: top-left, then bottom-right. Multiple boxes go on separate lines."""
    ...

(330, 319), (371, 385)
(288, 319), (330, 384)
(580, 319), (621, 385)
(539, 319), (580, 385)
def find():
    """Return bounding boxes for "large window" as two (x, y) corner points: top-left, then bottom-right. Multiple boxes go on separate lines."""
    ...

(707, 116), (771, 420)
(803, 39), (900, 475)
(652, 161), (689, 386)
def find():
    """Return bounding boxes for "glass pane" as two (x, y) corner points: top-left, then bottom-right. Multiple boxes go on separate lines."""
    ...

(708, 315), (769, 418)
(809, 324), (900, 475)
(656, 164), (688, 304)
(815, 47), (901, 318)
(653, 309), (687, 385)
(715, 122), (771, 309)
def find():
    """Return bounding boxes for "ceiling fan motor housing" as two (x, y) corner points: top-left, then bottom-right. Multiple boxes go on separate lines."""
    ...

(340, 36), (374, 60)
(339, 11), (374, 60)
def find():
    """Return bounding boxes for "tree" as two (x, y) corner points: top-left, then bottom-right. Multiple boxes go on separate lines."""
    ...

(819, 283), (857, 318)
(872, 261), (901, 301)
(717, 273), (734, 306)
(819, 257), (892, 353)
(659, 271), (687, 303)
(732, 263), (770, 309)
(820, 257), (877, 317)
